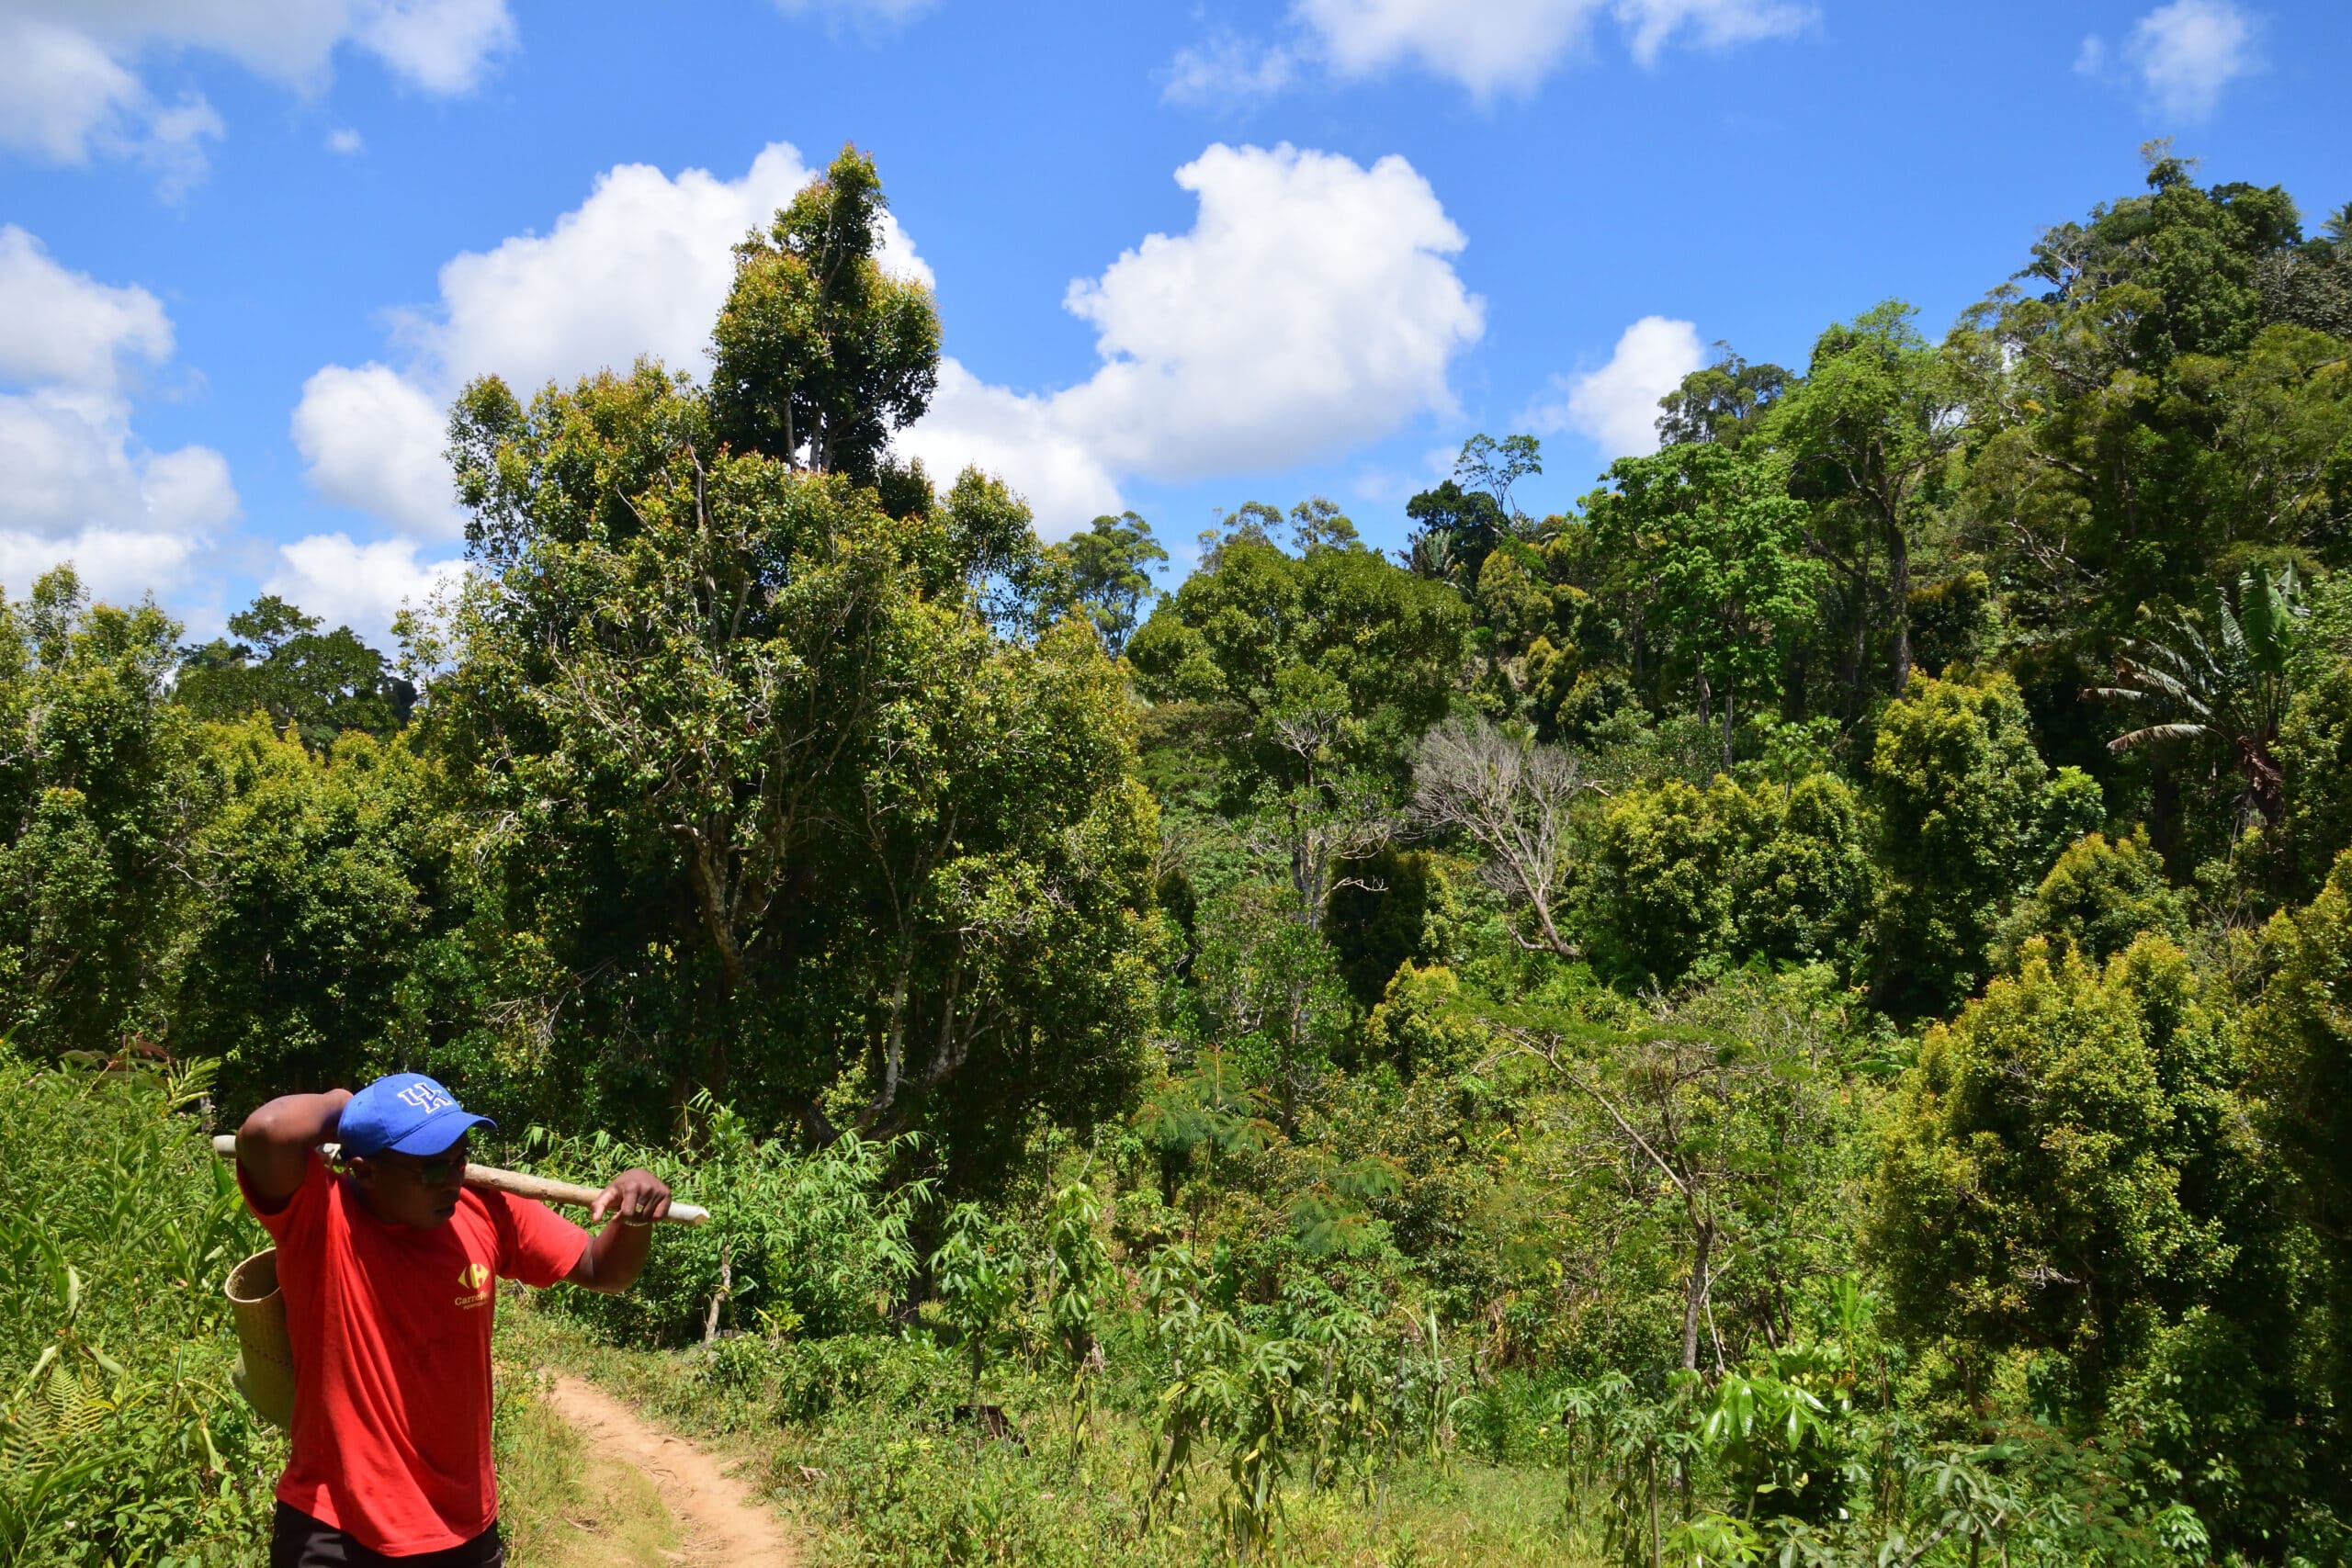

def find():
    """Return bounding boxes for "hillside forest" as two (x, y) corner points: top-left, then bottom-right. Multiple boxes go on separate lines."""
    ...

(6, 141), (2352, 1566)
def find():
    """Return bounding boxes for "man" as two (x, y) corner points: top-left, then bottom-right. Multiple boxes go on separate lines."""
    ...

(237, 1072), (673, 1567)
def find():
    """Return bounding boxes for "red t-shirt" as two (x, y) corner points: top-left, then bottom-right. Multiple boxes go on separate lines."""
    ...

(239, 1152), (589, 1554)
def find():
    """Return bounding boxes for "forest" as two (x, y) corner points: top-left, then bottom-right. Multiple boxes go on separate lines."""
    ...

(4, 141), (2351, 1565)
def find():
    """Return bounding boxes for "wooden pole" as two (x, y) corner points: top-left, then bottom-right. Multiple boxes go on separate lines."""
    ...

(209, 1134), (708, 1226)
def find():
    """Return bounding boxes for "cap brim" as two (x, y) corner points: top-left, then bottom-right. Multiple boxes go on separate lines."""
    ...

(384, 1107), (494, 1156)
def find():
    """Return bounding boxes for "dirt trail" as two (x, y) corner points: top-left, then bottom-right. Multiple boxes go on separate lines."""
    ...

(541, 1373), (796, 1567)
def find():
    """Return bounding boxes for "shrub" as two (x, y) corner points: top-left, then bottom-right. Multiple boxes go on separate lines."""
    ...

(0, 1050), (281, 1565)
(1992, 827), (2190, 972)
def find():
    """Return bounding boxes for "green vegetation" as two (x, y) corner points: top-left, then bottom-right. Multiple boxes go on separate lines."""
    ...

(6, 143), (2352, 1564)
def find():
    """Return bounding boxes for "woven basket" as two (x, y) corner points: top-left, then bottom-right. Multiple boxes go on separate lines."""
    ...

(224, 1247), (294, 1430)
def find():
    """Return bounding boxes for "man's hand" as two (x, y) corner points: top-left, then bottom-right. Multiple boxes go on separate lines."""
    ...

(567, 1168), (673, 1294)
(586, 1168), (673, 1227)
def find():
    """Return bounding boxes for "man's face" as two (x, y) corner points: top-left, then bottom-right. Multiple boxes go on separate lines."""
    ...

(349, 1138), (469, 1229)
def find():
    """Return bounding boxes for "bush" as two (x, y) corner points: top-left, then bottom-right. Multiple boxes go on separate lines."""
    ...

(1992, 827), (2189, 971)
(522, 1097), (930, 1347)
(1582, 771), (1872, 987)
(0, 1050), (280, 1565)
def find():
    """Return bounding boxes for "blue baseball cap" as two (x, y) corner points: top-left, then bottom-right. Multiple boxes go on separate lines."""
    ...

(338, 1073), (494, 1158)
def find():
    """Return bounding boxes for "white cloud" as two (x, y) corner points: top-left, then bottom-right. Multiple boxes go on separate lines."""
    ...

(0, 226), (174, 389)
(302, 140), (1482, 542)
(294, 143), (942, 538)
(2075, 34), (2109, 76)
(264, 533), (469, 643)
(1057, 143), (1481, 479)
(1613, 0), (1815, 66)
(1254, 0), (1812, 96)
(351, 0), (515, 94)
(0, 0), (516, 185)
(909, 364), (1125, 528)
(770, 0), (937, 23)
(905, 142), (1484, 533)
(2125, 0), (2257, 120)
(292, 364), (459, 537)
(0, 229), (235, 603)
(1162, 32), (1301, 105)
(0, 17), (223, 192)
(326, 126), (366, 154)
(1524, 315), (1705, 459)
(0, 389), (237, 603)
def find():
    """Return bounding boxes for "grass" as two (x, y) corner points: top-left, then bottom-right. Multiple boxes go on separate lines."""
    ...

(496, 1300), (1601, 1568)
(492, 1362), (684, 1568)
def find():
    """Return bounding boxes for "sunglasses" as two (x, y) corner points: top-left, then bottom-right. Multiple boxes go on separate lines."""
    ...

(358, 1144), (469, 1184)
(413, 1150), (470, 1185)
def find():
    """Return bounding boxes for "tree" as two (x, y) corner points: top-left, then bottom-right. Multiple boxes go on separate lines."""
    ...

(1868, 672), (2102, 1017)
(175, 595), (413, 747)
(426, 153), (1157, 1177)
(1126, 520), (1467, 789)
(707, 143), (941, 481)
(1766, 301), (1964, 697)
(0, 569), (202, 1057)
(1657, 347), (1793, 450)
(1510, 971), (1860, 1372)
(1047, 511), (1167, 657)
(1409, 716), (1587, 962)
(1875, 937), (2266, 1403)
(1990, 827), (2188, 973)
(169, 717), (468, 1120)
(2089, 562), (2307, 828)
(2248, 852), (2352, 1444)
(1583, 772), (1871, 988)
(1583, 443), (1823, 769)
(1400, 433), (1539, 587)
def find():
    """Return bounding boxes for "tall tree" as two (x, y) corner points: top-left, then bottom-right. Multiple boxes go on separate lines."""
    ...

(0, 569), (201, 1057)
(1584, 443), (1822, 768)
(1868, 672), (2102, 1017)
(1766, 300), (1964, 698)
(707, 143), (941, 481)
(1657, 346), (1793, 449)
(175, 595), (413, 747)
(1400, 434), (1539, 588)
(1127, 514), (1467, 790)
(429, 154), (1155, 1177)
(1048, 511), (1167, 657)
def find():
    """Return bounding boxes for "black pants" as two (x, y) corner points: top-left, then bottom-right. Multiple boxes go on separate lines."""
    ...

(270, 1504), (504, 1567)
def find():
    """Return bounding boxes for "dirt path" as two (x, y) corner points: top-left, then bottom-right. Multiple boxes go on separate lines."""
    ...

(540, 1373), (795, 1567)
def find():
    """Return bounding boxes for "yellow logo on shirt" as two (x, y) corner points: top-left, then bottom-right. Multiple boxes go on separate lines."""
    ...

(456, 1261), (492, 1307)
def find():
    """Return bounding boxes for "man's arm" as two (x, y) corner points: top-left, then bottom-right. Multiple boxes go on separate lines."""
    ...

(236, 1089), (352, 1210)
(563, 1168), (673, 1295)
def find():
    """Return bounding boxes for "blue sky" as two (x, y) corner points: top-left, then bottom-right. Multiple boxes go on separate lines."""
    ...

(0, 0), (2345, 646)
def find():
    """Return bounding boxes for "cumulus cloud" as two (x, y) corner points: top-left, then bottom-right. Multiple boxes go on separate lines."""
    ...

(1186, 0), (1814, 99)
(904, 142), (1484, 532)
(0, 230), (237, 604)
(1523, 315), (1705, 460)
(264, 533), (469, 642)
(2125, 0), (2258, 120)
(292, 364), (460, 537)
(292, 142), (940, 542)
(910, 366), (1126, 532)
(0, 226), (174, 389)
(0, 0), (516, 186)
(303, 140), (1481, 540)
